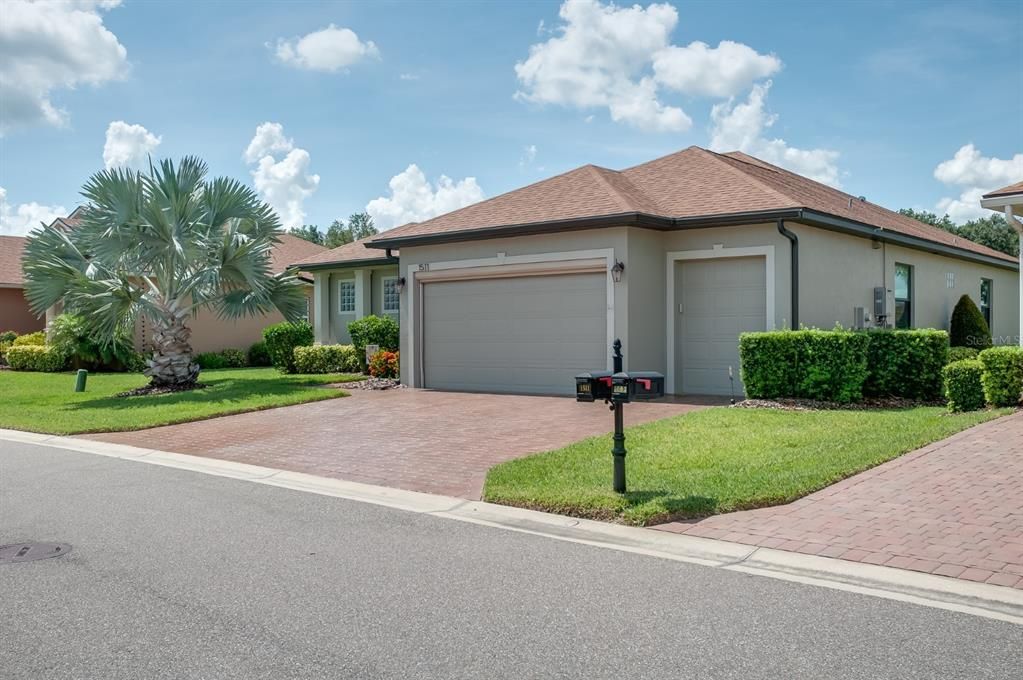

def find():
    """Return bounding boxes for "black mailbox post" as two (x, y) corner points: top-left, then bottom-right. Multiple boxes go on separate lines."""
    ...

(576, 340), (664, 494)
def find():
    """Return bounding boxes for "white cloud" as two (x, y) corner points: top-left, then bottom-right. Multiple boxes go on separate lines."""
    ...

(243, 123), (319, 229)
(520, 144), (538, 168)
(933, 144), (1023, 223)
(514, 0), (778, 133)
(243, 122), (294, 164)
(102, 121), (161, 169)
(0, 186), (67, 236)
(709, 81), (841, 187)
(0, 0), (129, 134)
(274, 24), (379, 72)
(366, 164), (485, 230)
(652, 40), (781, 97)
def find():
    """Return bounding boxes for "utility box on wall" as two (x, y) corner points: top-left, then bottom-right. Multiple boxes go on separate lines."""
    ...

(873, 287), (887, 322)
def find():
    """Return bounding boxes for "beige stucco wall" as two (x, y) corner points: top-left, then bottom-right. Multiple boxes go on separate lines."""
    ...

(395, 221), (1019, 392)
(136, 286), (315, 354)
(312, 265), (400, 344)
(0, 287), (45, 334)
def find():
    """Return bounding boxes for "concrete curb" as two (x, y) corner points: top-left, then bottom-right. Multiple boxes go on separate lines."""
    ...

(3, 428), (1021, 625)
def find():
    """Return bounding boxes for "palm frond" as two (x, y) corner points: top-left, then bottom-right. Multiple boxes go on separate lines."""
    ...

(21, 225), (91, 315)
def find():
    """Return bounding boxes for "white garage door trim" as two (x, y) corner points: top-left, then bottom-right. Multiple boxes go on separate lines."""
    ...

(665, 245), (775, 394)
(406, 248), (616, 388)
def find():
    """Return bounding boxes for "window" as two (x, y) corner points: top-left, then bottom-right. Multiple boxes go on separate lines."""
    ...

(894, 263), (913, 329)
(981, 278), (993, 329)
(382, 277), (400, 313)
(338, 280), (355, 313)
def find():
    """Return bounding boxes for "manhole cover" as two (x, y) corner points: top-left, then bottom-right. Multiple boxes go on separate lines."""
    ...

(0, 543), (72, 564)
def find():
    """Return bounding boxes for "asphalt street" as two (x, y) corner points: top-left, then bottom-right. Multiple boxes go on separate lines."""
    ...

(1, 440), (1020, 679)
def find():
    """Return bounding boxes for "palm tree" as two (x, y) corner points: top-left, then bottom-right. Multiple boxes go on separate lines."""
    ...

(22, 157), (308, 388)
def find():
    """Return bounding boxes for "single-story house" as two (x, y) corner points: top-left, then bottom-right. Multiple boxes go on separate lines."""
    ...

(980, 180), (1023, 346)
(0, 235), (46, 334)
(2, 208), (327, 353)
(295, 146), (1021, 397)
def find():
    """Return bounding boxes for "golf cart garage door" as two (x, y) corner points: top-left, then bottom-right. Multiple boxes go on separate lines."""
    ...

(675, 256), (766, 396)
(422, 272), (607, 395)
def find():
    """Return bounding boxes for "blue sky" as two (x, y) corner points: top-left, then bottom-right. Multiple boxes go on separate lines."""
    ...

(1, 0), (1021, 236)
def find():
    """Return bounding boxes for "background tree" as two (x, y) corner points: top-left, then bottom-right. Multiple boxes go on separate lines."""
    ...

(22, 157), (308, 389)
(324, 212), (378, 248)
(288, 224), (324, 245)
(899, 208), (1019, 257)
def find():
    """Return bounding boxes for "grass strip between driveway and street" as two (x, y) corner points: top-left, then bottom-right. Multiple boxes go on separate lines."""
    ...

(0, 367), (362, 435)
(483, 406), (1010, 526)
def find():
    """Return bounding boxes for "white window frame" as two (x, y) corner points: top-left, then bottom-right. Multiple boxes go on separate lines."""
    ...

(382, 276), (401, 314)
(338, 280), (356, 314)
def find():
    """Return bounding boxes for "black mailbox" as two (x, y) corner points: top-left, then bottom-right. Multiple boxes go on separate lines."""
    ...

(611, 372), (632, 403)
(575, 371), (613, 402)
(626, 371), (665, 400)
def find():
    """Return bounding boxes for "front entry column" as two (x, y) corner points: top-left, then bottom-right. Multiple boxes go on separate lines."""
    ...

(354, 269), (371, 319)
(313, 272), (330, 344)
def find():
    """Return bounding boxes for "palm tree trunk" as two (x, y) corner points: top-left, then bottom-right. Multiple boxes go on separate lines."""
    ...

(145, 313), (199, 387)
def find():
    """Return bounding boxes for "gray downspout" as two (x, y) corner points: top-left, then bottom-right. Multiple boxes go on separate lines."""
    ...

(777, 219), (799, 329)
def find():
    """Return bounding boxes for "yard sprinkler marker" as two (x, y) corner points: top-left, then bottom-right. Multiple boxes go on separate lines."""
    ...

(75, 369), (88, 393)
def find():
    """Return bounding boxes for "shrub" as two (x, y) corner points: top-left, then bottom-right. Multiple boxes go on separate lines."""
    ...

(862, 329), (948, 401)
(943, 360), (986, 412)
(948, 347), (979, 363)
(48, 313), (137, 371)
(195, 348), (248, 370)
(247, 340), (272, 367)
(369, 350), (399, 379)
(950, 295), (991, 348)
(263, 321), (314, 373)
(978, 346), (1023, 407)
(0, 331), (17, 344)
(13, 331), (45, 346)
(293, 344), (361, 374)
(739, 329), (870, 403)
(6, 345), (68, 372)
(348, 315), (400, 369)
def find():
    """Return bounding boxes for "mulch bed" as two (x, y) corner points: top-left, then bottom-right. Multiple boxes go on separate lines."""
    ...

(734, 396), (946, 411)
(116, 382), (207, 398)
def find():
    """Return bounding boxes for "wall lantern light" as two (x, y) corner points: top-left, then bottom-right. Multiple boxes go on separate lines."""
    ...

(611, 260), (626, 283)
(397, 276), (407, 292)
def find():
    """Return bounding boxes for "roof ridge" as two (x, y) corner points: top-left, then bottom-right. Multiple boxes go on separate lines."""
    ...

(699, 148), (800, 208)
(584, 164), (648, 213)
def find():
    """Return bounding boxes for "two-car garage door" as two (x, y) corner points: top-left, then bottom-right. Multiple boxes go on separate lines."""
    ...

(422, 272), (607, 395)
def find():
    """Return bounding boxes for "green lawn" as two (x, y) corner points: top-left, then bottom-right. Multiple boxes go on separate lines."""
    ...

(483, 406), (1009, 526)
(0, 368), (363, 435)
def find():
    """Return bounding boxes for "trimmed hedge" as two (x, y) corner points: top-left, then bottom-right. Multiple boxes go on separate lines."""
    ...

(293, 344), (360, 374)
(978, 346), (1023, 407)
(263, 321), (314, 374)
(0, 331), (18, 344)
(13, 331), (45, 346)
(943, 360), (986, 412)
(247, 341), (272, 367)
(950, 295), (991, 348)
(348, 315), (399, 370)
(948, 347), (979, 363)
(195, 348), (248, 370)
(739, 329), (870, 403)
(862, 329), (948, 400)
(6, 345), (68, 372)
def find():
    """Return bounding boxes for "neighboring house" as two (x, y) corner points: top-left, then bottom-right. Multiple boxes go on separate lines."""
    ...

(7, 208), (326, 353)
(0, 235), (46, 334)
(292, 237), (400, 345)
(299, 146), (1020, 397)
(980, 180), (1023, 346)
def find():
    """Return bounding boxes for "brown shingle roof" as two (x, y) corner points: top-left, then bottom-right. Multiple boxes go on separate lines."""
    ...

(370, 146), (1015, 264)
(0, 235), (26, 286)
(983, 180), (1023, 199)
(269, 233), (328, 275)
(292, 234), (400, 268)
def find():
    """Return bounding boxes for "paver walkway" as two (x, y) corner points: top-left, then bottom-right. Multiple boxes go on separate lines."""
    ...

(84, 389), (717, 499)
(655, 411), (1023, 589)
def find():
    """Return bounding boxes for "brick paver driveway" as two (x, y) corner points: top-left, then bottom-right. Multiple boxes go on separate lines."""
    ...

(84, 389), (716, 499)
(655, 411), (1023, 589)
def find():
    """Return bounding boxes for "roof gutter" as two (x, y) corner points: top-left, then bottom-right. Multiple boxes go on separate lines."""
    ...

(365, 207), (1018, 272)
(293, 256), (399, 272)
